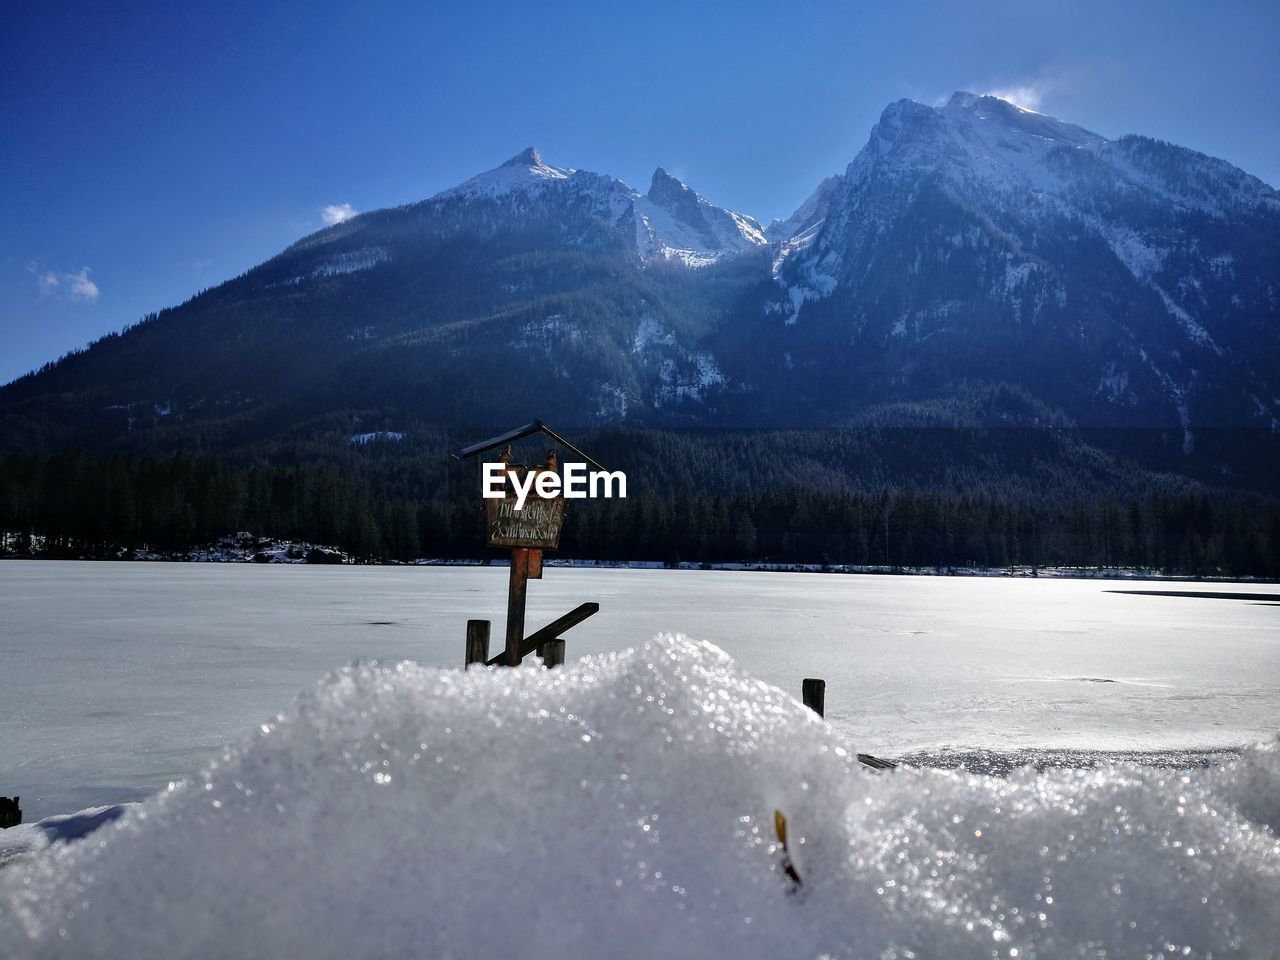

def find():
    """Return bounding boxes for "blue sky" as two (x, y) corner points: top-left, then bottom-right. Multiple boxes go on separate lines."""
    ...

(3, 0), (1278, 385)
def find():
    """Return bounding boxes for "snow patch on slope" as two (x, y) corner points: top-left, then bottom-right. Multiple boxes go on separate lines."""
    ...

(656, 354), (725, 404)
(632, 315), (675, 352)
(1152, 285), (1222, 355)
(314, 247), (390, 277)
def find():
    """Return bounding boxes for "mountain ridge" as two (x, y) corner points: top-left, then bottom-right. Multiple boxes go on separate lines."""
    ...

(2, 93), (1277, 463)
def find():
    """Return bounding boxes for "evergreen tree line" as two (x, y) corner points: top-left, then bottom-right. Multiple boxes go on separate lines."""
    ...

(2, 449), (1277, 577)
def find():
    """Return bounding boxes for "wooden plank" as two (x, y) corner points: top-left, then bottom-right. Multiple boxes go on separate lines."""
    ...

(542, 639), (565, 668)
(456, 421), (545, 460)
(455, 419), (607, 472)
(486, 601), (598, 666)
(464, 619), (490, 668)
(856, 753), (898, 770)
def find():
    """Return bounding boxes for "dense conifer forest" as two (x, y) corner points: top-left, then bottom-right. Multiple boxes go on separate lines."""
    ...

(3, 425), (1277, 577)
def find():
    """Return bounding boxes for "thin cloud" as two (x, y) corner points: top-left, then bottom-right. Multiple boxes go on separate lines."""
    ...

(31, 266), (60, 294)
(28, 263), (100, 303)
(322, 202), (357, 226)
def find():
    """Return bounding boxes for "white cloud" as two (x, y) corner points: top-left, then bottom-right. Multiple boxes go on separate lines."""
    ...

(66, 267), (100, 302)
(322, 202), (358, 226)
(28, 262), (99, 303)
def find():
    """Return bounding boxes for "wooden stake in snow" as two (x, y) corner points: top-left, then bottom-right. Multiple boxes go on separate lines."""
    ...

(802, 678), (825, 716)
(465, 620), (490, 668)
(542, 639), (566, 668)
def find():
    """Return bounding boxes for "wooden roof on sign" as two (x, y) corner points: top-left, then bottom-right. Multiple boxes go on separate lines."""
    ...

(453, 420), (608, 472)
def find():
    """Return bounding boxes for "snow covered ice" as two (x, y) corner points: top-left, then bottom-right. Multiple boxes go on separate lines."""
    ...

(2, 636), (1279, 959)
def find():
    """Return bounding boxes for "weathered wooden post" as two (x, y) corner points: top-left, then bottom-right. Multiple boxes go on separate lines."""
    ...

(802, 678), (826, 717)
(505, 548), (532, 666)
(485, 451), (560, 666)
(0, 796), (20, 829)
(542, 639), (566, 668)
(465, 619), (490, 668)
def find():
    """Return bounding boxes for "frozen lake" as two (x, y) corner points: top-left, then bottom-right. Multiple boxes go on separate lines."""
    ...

(1, 560), (1277, 819)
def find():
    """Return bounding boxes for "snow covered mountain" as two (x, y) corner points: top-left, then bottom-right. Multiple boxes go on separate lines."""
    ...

(636, 167), (766, 265)
(437, 146), (577, 199)
(760, 92), (1280, 439)
(421, 146), (764, 266)
(1, 94), (1277, 459)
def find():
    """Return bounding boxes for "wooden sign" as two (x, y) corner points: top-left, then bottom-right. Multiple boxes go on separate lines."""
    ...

(456, 425), (604, 668)
(484, 472), (566, 549)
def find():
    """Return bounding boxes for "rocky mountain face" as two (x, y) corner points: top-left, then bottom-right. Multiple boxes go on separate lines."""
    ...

(2, 95), (1277, 460)
(762, 93), (1280, 443)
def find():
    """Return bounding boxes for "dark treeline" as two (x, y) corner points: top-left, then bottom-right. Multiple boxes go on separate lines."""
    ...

(3, 447), (1277, 577)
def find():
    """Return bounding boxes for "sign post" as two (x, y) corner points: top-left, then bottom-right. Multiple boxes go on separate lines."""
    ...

(485, 448), (565, 665)
(455, 421), (605, 667)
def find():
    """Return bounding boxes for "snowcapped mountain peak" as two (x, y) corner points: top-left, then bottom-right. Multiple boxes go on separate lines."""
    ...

(874, 97), (943, 134)
(760, 92), (1280, 434)
(503, 146), (544, 167)
(940, 91), (1106, 147)
(823, 91), (1113, 210)
(943, 90), (1039, 116)
(647, 166), (692, 204)
(437, 147), (572, 200)
(945, 90), (987, 109)
(633, 169), (767, 266)
(866, 93), (1105, 162)
(428, 150), (766, 268)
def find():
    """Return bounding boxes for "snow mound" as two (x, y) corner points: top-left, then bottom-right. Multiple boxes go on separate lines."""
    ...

(2, 636), (1278, 958)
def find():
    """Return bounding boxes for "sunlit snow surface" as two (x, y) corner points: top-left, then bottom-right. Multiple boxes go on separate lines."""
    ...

(2, 635), (1278, 959)
(3, 564), (1279, 822)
